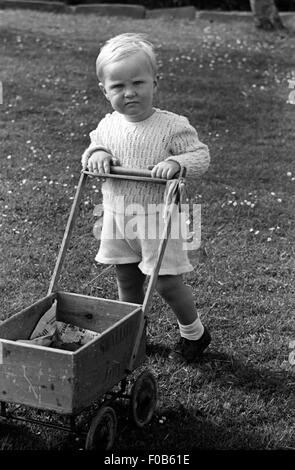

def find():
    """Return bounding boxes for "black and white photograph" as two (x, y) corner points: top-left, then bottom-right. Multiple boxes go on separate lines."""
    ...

(0, 0), (295, 457)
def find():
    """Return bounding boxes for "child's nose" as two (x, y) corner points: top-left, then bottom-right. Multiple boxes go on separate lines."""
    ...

(124, 86), (136, 98)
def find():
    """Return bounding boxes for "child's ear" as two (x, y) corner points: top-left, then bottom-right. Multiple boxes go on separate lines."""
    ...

(99, 82), (109, 100)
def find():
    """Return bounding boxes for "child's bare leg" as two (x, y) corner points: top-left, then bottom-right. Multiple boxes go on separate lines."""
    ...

(156, 274), (211, 362)
(156, 274), (199, 325)
(116, 263), (146, 303)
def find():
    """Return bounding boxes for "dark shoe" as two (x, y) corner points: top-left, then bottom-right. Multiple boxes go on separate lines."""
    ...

(169, 326), (211, 363)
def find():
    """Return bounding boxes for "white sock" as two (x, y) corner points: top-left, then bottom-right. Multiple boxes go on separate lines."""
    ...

(178, 317), (204, 341)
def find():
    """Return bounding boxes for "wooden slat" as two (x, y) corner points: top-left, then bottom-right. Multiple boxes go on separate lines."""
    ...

(0, 339), (74, 413)
(56, 292), (140, 332)
(48, 172), (87, 294)
(72, 308), (145, 413)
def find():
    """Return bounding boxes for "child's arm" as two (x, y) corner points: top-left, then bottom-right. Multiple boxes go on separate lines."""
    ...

(81, 119), (120, 172)
(162, 116), (210, 179)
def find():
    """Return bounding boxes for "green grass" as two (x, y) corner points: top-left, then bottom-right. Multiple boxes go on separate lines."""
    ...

(1, 9), (295, 450)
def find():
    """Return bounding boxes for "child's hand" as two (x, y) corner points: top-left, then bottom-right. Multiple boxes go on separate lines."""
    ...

(88, 151), (120, 174)
(151, 160), (181, 179)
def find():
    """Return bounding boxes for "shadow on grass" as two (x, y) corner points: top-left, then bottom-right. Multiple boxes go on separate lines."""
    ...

(147, 342), (294, 399)
(0, 420), (44, 450)
(113, 402), (273, 451)
(0, 405), (85, 450)
(114, 346), (295, 450)
(146, 342), (171, 358)
(201, 349), (294, 399)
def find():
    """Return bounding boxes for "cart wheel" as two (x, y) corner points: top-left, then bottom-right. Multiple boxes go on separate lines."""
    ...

(130, 370), (158, 428)
(85, 406), (117, 450)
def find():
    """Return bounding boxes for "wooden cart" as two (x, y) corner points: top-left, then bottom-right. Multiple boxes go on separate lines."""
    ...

(0, 166), (185, 450)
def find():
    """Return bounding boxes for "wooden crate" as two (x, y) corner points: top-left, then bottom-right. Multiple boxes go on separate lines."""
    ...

(0, 292), (145, 415)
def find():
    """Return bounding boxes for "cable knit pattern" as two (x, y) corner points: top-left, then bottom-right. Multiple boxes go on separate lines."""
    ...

(82, 108), (210, 213)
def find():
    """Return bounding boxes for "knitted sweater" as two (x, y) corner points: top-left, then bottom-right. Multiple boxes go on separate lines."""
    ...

(81, 108), (210, 213)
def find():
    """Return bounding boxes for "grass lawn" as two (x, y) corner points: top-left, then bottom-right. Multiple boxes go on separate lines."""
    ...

(0, 9), (295, 451)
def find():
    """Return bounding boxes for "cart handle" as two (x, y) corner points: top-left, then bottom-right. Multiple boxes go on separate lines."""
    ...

(48, 165), (186, 295)
(83, 165), (186, 183)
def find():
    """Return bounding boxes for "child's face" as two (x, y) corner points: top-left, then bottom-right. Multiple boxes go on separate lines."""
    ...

(99, 51), (157, 122)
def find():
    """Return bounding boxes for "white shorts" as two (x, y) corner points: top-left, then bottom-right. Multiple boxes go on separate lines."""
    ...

(95, 207), (194, 276)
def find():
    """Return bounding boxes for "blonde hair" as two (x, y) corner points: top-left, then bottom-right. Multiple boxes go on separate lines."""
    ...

(96, 33), (157, 82)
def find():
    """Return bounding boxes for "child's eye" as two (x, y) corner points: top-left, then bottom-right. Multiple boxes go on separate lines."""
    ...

(134, 81), (143, 85)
